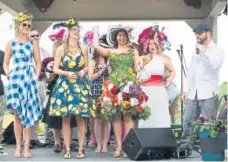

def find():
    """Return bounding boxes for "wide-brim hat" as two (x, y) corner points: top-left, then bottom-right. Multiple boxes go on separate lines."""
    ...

(41, 57), (54, 73)
(106, 25), (131, 47)
(99, 34), (112, 48)
(49, 29), (65, 42)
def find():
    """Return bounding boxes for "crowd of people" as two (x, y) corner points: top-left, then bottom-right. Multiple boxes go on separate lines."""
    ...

(0, 10), (225, 160)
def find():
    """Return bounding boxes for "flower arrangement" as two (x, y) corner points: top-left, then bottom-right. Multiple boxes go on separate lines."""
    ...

(14, 11), (33, 23)
(136, 68), (150, 84)
(41, 57), (55, 73)
(97, 80), (151, 121)
(138, 25), (171, 54)
(68, 18), (77, 26)
(191, 116), (227, 144)
(83, 31), (94, 45)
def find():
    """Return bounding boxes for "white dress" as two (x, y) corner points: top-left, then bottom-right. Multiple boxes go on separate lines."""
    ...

(138, 56), (171, 128)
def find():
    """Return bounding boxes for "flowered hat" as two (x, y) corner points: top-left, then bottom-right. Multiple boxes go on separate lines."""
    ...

(41, 57), (54, 73)
(106, 25), (134, 47)
(51, 18), (80, 30)
(82, 30), (94, 45)
(14, 11), (33, 24)
(49, 28), (65, 42)
(138, 25), (171, 54)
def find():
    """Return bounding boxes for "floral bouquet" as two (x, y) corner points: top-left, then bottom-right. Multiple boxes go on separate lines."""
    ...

(136, 68), (150, 84)
(83, 31), (94, 45)
(97, 80), (151, 121)
(120, 81), (151, 120)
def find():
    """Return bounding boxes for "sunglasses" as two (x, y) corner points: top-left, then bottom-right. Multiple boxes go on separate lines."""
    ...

(22, 23), (31, 28)
(196, 30), (208, 35)
(31, 34), (40, 38)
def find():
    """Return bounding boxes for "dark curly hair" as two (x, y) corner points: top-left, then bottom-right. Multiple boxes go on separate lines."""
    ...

(113, 29), (129, 48)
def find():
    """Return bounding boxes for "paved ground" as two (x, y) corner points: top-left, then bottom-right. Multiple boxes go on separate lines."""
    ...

(0, 145), (202, 161)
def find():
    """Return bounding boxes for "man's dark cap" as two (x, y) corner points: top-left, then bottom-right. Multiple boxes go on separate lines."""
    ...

(194, 24), (211, 34)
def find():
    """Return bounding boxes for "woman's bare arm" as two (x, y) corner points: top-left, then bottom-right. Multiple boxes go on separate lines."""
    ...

(3, 41), (12, 77)
(53, 45), (68, 76)
(92, 26), (111, 57)
(133, 48), (140, 71)
(33, 39), (41, 78)
(164, 56), (176, 86)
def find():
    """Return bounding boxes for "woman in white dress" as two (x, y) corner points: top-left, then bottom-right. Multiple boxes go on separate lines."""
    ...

(138, 38), (175, 128)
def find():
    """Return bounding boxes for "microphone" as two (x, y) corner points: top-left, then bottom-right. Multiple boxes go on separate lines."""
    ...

(196, 44), (200, 55)
(180, 44), (183, 52)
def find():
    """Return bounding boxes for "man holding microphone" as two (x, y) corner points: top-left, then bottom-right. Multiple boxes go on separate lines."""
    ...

(179, 24), (225, 156)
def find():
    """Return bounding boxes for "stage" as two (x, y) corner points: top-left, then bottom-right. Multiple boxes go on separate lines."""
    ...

(0, 145), (201, 161)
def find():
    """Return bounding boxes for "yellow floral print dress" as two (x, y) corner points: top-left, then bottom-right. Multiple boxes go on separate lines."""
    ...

(49, 52), (96, 117)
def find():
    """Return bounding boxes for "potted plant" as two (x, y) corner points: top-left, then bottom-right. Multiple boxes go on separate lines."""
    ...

(191, 116), (227, 161)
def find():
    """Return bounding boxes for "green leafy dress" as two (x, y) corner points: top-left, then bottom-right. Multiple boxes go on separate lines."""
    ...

(108, 49), (136, 85)
(97, 49), (137, 120)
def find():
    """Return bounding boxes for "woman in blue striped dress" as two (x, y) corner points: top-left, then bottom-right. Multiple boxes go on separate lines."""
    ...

(3, 11), (42, 158)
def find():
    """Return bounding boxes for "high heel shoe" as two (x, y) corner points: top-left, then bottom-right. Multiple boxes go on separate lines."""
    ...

(101, 144), (108, 153)
(63, 150), (71, 159)
(77, 150), (85, 159)
(95, 145), (102, 153)
(14, 149), (22, 158)
(113, 148), (122, 158)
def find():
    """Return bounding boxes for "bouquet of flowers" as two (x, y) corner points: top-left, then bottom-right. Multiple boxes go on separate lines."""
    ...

(97, 80), (151, 121)
(120, 81), (151, 120)
(136, 68), (150, 84)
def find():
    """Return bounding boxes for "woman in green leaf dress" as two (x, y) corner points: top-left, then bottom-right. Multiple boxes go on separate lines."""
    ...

(93, 26), (140, 157)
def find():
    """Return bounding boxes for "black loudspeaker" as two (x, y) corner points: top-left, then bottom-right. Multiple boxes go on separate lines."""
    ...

(122, 128), (177, 161)
(3, 121), (15, 144)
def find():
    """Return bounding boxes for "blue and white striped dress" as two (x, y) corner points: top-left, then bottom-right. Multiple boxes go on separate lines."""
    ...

(7, 39), (42, 128)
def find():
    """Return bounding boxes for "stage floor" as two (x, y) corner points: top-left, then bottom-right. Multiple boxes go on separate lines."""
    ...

(0, 145), (202, 161)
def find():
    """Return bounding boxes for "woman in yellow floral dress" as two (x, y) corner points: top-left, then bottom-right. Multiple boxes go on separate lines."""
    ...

(93, 26), (140, 157)
(49, 18), (95, 159)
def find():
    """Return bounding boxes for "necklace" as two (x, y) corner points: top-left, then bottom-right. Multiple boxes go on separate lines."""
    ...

(69, 47), (80, 54)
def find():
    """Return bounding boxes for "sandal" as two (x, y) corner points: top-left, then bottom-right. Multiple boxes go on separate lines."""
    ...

(113, 148), (122, 158)
(123, 152), (128, 158)
(53, 144), (62, 153)
(95, 145), (102, 153)
(77, 150), (85, 159)
(23, 149), (32, 158)
(63, 150), (71, 159)
(14, 148), (22, 158)
(88, 141), (96, 148)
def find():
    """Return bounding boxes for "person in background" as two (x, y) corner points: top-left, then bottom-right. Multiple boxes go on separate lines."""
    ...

(179, 24), (225, 155)
(0, 50), (6, 151)
(160, 53), (179, 124)
(88, 49), (111, 153)
(3, 11), (42, 158)
(29, 29), (50, 148)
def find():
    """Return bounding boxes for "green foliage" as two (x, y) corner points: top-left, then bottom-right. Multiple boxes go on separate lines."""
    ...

(191, 117), (227, 144)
